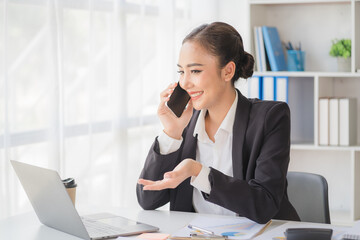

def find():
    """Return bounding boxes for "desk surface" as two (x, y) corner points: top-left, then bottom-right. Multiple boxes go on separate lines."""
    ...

(0, 207), (293, 240)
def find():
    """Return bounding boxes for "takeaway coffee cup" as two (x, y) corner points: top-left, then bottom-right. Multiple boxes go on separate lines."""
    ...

(62, 178), (77, 206)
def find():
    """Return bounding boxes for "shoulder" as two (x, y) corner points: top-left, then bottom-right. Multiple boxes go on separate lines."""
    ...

(245, 99), (290, 132)
(248, 99), (290, 119)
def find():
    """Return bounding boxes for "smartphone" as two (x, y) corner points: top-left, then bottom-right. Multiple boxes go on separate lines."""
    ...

(166, 83), (191, 118)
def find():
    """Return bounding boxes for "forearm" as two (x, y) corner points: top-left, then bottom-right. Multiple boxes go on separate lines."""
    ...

(137, 138), (181, 209)
(206, 167), (281, 224)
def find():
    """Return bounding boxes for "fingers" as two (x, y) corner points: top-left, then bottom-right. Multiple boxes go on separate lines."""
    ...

(138, 179), (165, 191)
(160, 82), (177, 101)
(183, 100), (193, 114)
(143, 182), (169, 191)
(138, 179), (156, 186)
(140, 179), (170, 191)
(158, 82), (178, 116)
(138, 172), (177, 191)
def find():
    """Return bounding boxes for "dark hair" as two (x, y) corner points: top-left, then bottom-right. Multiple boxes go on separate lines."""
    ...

(183, 22), (254, 84)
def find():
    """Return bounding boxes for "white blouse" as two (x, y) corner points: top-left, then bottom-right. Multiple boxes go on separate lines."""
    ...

(157, 91), (238, 216)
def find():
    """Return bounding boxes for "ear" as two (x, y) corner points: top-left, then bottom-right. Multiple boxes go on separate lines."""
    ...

(221, 61), (236, 83)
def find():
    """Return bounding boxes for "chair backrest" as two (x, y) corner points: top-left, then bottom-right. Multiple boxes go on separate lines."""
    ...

(287, 171), (331, 224)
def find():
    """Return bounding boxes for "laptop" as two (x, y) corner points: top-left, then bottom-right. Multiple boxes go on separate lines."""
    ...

(10, 160), (159, 240)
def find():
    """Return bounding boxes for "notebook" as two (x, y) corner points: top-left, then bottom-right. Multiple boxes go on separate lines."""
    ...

(11, 160), (159, 240)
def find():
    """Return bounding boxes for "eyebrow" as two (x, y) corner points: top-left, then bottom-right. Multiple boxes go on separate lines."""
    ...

(177, 63), (204, 68)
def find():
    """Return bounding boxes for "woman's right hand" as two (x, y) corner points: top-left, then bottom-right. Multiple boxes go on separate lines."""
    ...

(158, 82), (193, 140)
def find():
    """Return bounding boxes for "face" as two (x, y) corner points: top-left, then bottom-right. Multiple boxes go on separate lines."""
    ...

(177, 41), (231, 111)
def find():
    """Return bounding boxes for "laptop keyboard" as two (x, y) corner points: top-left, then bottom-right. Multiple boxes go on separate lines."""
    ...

(82, 219), (126, 237)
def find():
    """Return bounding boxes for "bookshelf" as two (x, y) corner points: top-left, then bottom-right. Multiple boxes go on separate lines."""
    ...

(248, 0), (360, 225)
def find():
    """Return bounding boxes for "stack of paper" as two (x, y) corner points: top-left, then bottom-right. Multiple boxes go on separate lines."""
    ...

(171, 216), (271, 240)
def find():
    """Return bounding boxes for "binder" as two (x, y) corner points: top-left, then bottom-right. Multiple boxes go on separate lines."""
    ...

(319, 98), (330, 145)
(329, 98), (339, 146)
(254, 26), (262, 72)
(262, 76), (275, 100)
(274, 76), (288, 102)
(339, 98), (357, 146)
(258, 26), (267, 72)
(262, 26), (287, 71)
(248, 76), (262, 99)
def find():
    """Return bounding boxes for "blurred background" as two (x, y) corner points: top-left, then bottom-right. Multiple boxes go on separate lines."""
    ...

(0, 0), (249, 220)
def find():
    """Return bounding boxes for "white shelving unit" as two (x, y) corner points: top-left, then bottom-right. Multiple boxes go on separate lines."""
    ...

(248, 0), (360, 225)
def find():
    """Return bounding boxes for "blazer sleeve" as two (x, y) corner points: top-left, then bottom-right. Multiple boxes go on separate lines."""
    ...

(205, 102), (291, 224)
(136, 137), (181, 210)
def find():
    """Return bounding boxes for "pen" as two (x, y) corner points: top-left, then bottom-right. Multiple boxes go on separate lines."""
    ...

(188, 224), (214, 235)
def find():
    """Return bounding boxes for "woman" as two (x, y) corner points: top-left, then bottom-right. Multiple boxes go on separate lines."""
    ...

(136, 22), (299, 224)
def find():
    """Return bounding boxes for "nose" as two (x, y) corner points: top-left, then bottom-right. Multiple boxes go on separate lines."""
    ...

(179, 72), (192, 90)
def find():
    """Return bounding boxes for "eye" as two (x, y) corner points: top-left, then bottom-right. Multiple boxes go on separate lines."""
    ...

(177, 70), (184, 75)
(191, 70), (202, 74)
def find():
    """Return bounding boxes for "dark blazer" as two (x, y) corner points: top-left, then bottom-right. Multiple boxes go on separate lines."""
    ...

(136, 89), (300, 224)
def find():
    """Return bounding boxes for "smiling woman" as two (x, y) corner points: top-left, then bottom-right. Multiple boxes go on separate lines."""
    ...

(136, 22), (300, 224)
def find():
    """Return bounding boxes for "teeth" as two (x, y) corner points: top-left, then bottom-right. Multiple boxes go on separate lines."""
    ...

(190, 92), (203, 97)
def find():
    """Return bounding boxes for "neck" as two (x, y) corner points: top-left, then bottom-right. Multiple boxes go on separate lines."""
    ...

(206, 87), (236, 127)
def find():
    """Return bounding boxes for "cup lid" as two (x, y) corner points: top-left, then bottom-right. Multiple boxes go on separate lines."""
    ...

(62, 178), (77, 188)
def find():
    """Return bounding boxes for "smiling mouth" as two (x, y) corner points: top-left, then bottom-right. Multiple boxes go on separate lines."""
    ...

(189, 91), (203, 99)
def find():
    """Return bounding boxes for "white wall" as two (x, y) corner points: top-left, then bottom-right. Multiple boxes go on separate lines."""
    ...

(188, 0), (250, 52)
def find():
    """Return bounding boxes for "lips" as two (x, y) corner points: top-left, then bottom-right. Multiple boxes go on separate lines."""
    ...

(188, 91), (204, 100)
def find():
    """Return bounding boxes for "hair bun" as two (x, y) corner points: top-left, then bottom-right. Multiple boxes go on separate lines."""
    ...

(238, 52), (254, 79)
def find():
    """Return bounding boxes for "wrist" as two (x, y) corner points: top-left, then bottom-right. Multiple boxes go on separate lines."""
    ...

(191, 161), (202, 177)
(163, 129), (182, 140)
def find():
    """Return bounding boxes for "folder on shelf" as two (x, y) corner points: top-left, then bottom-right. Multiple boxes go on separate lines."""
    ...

(319, 98), (330, 145)
(339, 98), (357, 146)
(274, 76), (288, 102)
(248, 76), (262, 99)
(254, 26), (267, 72)
(254, 26), (261, 72)
(262, 26), (287, 71)
(329, 98), (339, 146)
(262, 76), (275, 101)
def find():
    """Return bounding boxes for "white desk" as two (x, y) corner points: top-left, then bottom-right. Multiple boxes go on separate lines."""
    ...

(0, 207), (297, 240)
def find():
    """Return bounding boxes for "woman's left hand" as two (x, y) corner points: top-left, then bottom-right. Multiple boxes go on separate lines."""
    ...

(138, 159), (202, 191)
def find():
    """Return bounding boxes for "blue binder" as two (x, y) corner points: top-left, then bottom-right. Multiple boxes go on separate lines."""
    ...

(262, 76), (275, 101)
(274, 76), (288, 102)
(262, 26), (287, 71)
(248, 76), (262, 99)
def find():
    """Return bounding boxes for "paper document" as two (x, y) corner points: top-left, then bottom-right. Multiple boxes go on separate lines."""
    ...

(252, 221), (349, 240)
(171, 215), (270, 240)
(342, 220), (360, 239)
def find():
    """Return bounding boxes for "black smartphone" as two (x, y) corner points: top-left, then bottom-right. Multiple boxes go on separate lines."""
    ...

(166, 83), (190, 118)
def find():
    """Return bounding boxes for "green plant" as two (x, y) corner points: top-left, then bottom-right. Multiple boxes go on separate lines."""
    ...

(329, 39), (351, 59)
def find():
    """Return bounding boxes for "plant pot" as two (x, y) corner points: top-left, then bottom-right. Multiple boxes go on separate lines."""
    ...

(337, 57), (351, 72)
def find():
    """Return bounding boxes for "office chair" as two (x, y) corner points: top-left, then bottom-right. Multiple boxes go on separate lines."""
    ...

(287, 171), (331, 224)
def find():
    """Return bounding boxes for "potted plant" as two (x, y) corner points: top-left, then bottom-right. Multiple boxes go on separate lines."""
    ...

(329, 39), (351, 72)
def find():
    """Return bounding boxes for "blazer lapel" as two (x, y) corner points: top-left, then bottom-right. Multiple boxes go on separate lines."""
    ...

(232, 89), (252, 179)
(181, 110), (199, 160)
(172, 110), (199, 212)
